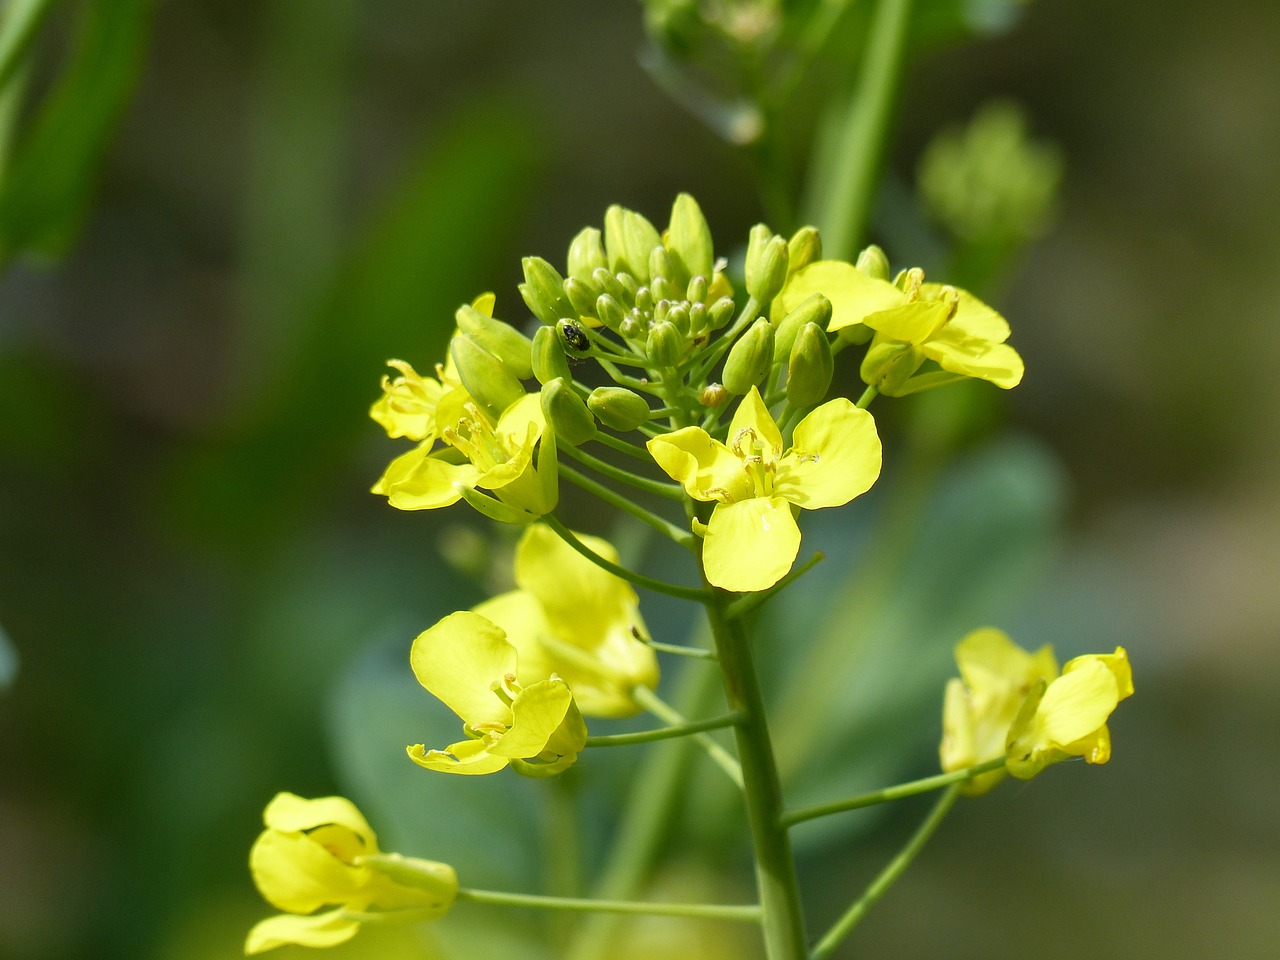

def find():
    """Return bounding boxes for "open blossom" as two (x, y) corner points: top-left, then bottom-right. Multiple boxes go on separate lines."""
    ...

(246, 793), (456, 954)
(408, 610), (587, 777)
(940, 628), (1133, 794)
(776, 260), (1023, 394)
(475, 525), (658, 717)
(648, 386), (881, 592)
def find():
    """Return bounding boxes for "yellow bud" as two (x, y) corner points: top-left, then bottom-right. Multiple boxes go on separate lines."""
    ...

(449, 334), (527, 422)
(746, 232), (789, 303)
(785, 322), (834, 408)
(787, 225), (822, 275)
(520, 257), (574, 325)
(541, 378), (597, 446)
(855, 244), (891, 281)
(700, 382), (729, 407)
(563, 277), (600, 319)
(455, 303), (533, 380)
(860, 340), (923, 396)
(531, 325), (573, 385)
(773, 292), (832, 359)
(604, 205), (662, 283)
(646, 319), (684, 367)
(665, 192), (714, 285)
(567, 226), (607, 281)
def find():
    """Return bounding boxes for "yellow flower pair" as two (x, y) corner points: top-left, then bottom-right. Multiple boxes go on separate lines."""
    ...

(940, 628), (1134, 795)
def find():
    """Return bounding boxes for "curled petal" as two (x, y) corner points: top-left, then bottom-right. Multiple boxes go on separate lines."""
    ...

(703, 497), (800, 593)
(921, 331), (1024, 389)
(261, 793), (376, 851)
(245, 908), (360, 954)
(491, 678), (575, 759)
(647, 428), (748, 502)
(406, 739), (510, 776)
(249, 829), (367, 914)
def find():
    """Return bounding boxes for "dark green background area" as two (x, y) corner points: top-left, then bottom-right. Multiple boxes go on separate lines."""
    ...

(1, 2), (1277, 958)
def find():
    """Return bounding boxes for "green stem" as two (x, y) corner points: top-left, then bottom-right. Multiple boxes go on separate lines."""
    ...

(804, 0), (914, 260)
(632, 684), (743, 788)
(856, 384), (878, 409)
(782, 757), (1002, 827)
(542, 515), (710, 602)
(455, 887), (762, 923)
(585, 710), (745, 748)
(809, 785), (960, 960)
(640, 637), (719, 661)
(560, 442), (684, 501)
(724, 552), (825, 620)
(558, 464), (694, 547)
(693, 296), (762, 385)
(592, 429), (653, 462)
(705, 593), (808, 960)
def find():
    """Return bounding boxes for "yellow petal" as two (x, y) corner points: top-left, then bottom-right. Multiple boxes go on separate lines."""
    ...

(776, 398), (881, 509)
(703, 498), (800, 592)
(409, 611), (516, 726)
(1064, 646), (1133, 701)
(726, 387), (783, 460)
(921, 331), (1024, 388)
(406, 739), (510, 775)
(647, 428), (748, 502)
(776, 260), (905, 333)
(473, 590), (553, 685)
(249, 829), (367, 914)
(862, 300), (952, 343)
(377, 447), (474, 510)
(490, 678), (574, 758)
(245, 909), (360, 954)
(926, 285), (1010, 343)
(1032, 658), (1120, 747)
(261, 794), (376, 853)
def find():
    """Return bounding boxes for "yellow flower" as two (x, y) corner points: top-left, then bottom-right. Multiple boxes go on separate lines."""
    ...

(775, 260), (1023, 394)
(940, 630), (1134, 794)
(940, 628), (1058, 796)
(372, 392), (557, 520)
(475, 525), (658, 718)
(408, 610), (588, 777)
(1005, 647), (1133, 780)
(246, 793), (456, 954)
(647, 386), (881, 592)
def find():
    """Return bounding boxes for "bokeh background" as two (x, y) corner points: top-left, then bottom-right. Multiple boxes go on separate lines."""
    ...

(2, 1), (1278, 958)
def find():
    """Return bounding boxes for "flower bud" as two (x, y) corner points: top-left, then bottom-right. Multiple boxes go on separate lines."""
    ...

(567, 227), (607, 281)
(707, 296), (735, 330)
(787, 226), (822, 275)
(619, 314), (645, 341)
(563, 277), (599, 319)
(650, 274), (673, 304)
(604, 205), (662, 283)
(646, 320), (684, 367)
(531, 324), (573, 385)
(520, 257), (574, 325)
(635, 285), (654, 315)
(722, 317), (774, 395)
(700, 382), (729, 407)
(592, 266), (628, 304)
(541, 378), (597, 446)
(587, 386), (651, 431)
(861, 340), (923, 396)
(595, 293), (628, 333)
(665, 193), (714, 285)
(557, 319), (591, 355)
(686, 274), (708, 305)
(773, 292), (833, 359)
(786, 322), (834, 408)
(450, 333), (527, 422)
(455, 303), (534, 380)
(745, 229), (789, 303)
(855, 244), (891, 281)
(666, 302), (690, 335)
(649, 247), (674, 289)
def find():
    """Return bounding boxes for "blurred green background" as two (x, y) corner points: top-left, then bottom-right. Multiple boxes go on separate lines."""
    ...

(2, 1), (1277, 959)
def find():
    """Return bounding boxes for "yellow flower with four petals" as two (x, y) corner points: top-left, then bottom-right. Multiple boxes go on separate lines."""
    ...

(647, 386), (881, 593)
(246, 793), (456, 954)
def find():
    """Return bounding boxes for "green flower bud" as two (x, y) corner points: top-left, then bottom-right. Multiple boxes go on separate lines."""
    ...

(666, 302), (690, 335)
(619, 315), (645, 341)
(686, 274), (708, 305)
(787, 226), (822, 275)
(455, 303), (534, 381)
(722, 317), (774, 395)
(531, 325), (573, 385)
(592, 267), (627, 305)
(520, 257), (574, 325)
(700, 382), (729, 408)
(774, 293), (833, 359)
(861, 340), (923, 395)
(563, 277), (599, 319)
(450, 333), (527, 422)
(595, 294), (628, 334)
(650, 274), (673, 303)
(541, 378), (597, 446)
(646, 320), (684, 367)
(665, 193), (714, 285)
(567, 227), (607, 281)
(557, 319), (591, 355)
(649, 247), (674, 288)
(855, 244), (891, 281)
(745, 229), (789, 303)
(688, 301), (707, 335)
(616, 271), (639, 301)
(587, 386), (651, 431)
(707, 296), (735, 330)
(604, 205), (661, 283)
(786, 322), (834, 408)
(635, 286), (654, 315)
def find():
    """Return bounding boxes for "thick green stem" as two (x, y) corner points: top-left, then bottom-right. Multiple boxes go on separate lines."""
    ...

(705, 593), (808, 960)
(809, 785), (960, 959)
(804, 0), (914, 260)
(455, 887), (761, 923)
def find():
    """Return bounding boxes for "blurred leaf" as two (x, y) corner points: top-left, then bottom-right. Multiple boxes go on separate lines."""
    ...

(0, 0), (153, 263)
(163, 101), (542, 551)
(0, 620), (16, 692)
